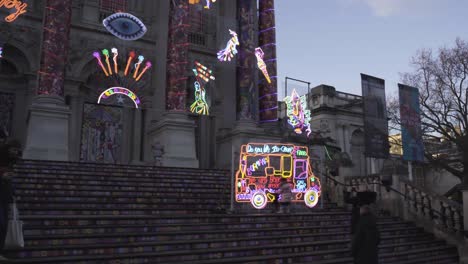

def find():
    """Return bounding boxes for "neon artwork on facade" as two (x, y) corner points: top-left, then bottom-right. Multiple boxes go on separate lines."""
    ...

(284, 89), (312, 137)
(190, 61), (215, 115)
(217, 30), (239, 62)
(102, 12), (147, 41)
(235, 143), (321, 209)
(204, 0), (217, 9)
(98, 87), (141, 108)
(1, 0), (27, 22)
(255, 47), (271, 84)
(0, 47), (3, 58)
(92, 48), (151, 108)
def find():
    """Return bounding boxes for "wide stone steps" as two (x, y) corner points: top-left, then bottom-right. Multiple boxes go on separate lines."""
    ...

(3, 161), (459, 263)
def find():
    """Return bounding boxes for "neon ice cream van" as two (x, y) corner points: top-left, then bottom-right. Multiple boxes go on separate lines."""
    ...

(235, 143), (321, 209)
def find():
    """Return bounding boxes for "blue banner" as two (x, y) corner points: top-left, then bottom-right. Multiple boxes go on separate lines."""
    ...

(398, 84), (424, 162)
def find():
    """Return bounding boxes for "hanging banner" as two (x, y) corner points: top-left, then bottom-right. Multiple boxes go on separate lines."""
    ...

(398, 84), (424, 162)
(361, 74), (389, 159)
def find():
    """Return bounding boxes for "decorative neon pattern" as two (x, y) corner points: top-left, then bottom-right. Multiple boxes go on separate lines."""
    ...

(92, 49), (151, 82)
(204, 0), (216, 9)
(284, 89), (312, 137)
(235, 143), (321, 210)
(0, 47), (3, 58)
(98, 87), (141, 108)
(190, 61), (215, 115)
(0, 0), (27, 22)
(102, 12), (147, 41)
(255, 47), (271, 83)
(217, 30), (239, 62)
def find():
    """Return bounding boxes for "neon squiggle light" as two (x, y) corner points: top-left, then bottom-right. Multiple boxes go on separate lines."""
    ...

(0, 1), (27, 22)
(255, 47), (271, 83)
(235, 143), (321, 210)
(98, 87), (141, 108)
(284, 89), (312, 137)
(190, 61), (215, 115)
(217, 30), (239, 62)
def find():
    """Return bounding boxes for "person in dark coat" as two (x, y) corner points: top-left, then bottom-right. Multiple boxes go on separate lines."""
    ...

(344, 187), (360, 234)
(0, 139), (21, 253)
(351, 205), (380, 264)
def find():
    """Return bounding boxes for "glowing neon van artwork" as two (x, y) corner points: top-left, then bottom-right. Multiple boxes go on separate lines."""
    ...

(235, 143), (321, 210)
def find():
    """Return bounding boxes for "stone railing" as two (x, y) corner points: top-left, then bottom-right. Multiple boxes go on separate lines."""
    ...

(343, 174), (467, 263)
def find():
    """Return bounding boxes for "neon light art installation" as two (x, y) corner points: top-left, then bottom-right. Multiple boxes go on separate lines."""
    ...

(98, 87), (141, 108)
(284, 89), (312, 137)
(0, 47), (3, 58)
(92, 48), (152, 108)
(103, 12), (147, 40)
(235, 143), (321, 209)
(255, 47), (271, 83)
(190, 61), (215, 115)
(217, 30), (239, 62)
(204, 0), (217, 9)
(0, 0), (27, 22)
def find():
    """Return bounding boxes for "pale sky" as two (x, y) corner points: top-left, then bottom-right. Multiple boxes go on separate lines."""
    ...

(275, 0), (467, 99)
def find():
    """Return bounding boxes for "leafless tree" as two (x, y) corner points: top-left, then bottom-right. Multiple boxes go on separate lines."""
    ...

(388, 38), (468, 184)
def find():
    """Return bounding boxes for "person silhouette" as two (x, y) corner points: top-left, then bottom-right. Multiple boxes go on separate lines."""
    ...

(351, 205), (380, 264)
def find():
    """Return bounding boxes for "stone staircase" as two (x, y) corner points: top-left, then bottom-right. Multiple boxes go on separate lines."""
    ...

(2, 160), (460, 263)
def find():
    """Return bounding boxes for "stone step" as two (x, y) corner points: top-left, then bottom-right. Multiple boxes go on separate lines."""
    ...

(17, 195), (229, 204)
(14, 183), (229, 192)
(5, 243), (456, 264)
(21, 219), (410, 237)
(15, 188), (229, 197)
(14, 171), (228, 183)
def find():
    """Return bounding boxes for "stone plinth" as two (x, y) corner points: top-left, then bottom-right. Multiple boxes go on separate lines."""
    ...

(23, 95), (71, 161)
(149, 112), (199, 168)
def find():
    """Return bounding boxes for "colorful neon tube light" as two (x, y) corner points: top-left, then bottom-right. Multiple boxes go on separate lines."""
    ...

(255, 47), (271, 83)
(235, 143), (321, 210)
(92, 49), (151, 81)
(98, 87), (141, 108)
(217, 30), (239, 62)
(284, 89), (312, 137)
(190, 61), (215, 115)
(0, 0), (27, 22)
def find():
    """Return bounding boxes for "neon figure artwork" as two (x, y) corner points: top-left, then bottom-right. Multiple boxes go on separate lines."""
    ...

(284, 89), (312, 137)
(103, 13), (147, 41)
(235, 143), (321, 209)
(98, 87), (141, 108)
(92, 48), (151, 108)
(190, 61), (215, 115)
(0, 0), (27, 22)
(217, 29), (239, 62)
(255, 47), (271, 83)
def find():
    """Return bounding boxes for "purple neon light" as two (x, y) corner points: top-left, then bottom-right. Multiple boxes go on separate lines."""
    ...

(259, 106), (279, 113)
(258, 92), (278, 100)
(259, 27), (276, 33)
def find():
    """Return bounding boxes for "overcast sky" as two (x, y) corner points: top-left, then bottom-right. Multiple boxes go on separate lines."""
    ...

(275, 0), (467, 99)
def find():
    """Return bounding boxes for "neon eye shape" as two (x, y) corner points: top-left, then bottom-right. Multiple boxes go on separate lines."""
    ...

(103, 13), (147, 41)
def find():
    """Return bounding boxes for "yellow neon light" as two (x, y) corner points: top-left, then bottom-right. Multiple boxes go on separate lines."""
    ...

(1, 0), (28, 23)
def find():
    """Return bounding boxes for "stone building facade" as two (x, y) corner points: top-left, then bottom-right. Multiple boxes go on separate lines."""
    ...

(0, 0), (281, 168)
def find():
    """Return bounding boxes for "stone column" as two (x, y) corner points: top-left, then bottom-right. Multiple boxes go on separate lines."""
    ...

(150, 0), (198, 168)
(23, 0), (72, 161)
(236, 0), (257, 122)
(258, 0), (278, 123)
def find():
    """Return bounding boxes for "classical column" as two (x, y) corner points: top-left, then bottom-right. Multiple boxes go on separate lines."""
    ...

(258, 0), (278, 123)
(166, 0), (190, 111)
(23, 0), (72, 161)
(236, 0), (257, 121)
(150, 0), (198, 168)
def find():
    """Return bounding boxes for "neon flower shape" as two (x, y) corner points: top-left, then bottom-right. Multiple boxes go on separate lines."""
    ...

(93, 49), (151, 82)
(284, 89), (312, 137)
(190, 61), (215, 115)
(255, 47), (271, 83)
(204, 0), (217, 9)
(217, 29), (239, 62)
